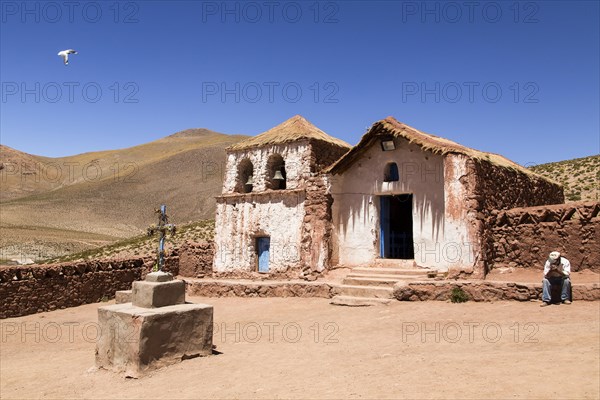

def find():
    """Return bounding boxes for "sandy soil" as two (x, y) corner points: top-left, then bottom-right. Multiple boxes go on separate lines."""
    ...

(1, 296), (599, 399)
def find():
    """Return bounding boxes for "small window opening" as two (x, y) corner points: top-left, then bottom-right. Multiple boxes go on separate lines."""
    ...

(384, 162), (399, 182)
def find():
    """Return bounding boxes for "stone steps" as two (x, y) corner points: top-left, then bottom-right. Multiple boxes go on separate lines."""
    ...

(338, 284), (394, 299)
(332, 260), (439, 306)
(343, 276), (410, 287)
(330, 295), (393, 307)
(372, 259), (418, 268)
(350, 266), (430, 276)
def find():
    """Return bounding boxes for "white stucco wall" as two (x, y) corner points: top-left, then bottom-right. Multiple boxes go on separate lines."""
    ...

(213, 191), (306, 272)
(441, 153), (478, 269)
(330, 138), (474, 270)
(214, 141), (314, 273)
(222, 142), (312, 194)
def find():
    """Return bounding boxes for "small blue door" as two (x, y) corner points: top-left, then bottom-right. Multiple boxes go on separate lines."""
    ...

(257, 237), (270, 273)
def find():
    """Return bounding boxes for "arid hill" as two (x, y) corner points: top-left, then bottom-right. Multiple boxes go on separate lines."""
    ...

(529, 154), (599, 202)
(0, 129), (247, 262)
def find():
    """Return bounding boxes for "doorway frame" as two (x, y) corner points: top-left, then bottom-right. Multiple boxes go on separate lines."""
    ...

(379, 194), (414, 259)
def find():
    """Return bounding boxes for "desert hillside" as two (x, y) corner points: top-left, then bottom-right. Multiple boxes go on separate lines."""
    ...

(0, 129), (248, 262)
(529, 154), (599, 202)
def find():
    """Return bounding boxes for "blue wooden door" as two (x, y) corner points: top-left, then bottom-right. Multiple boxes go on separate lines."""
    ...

(380, 197), (390, 258)
(257, 237), (270, 273)
(380, 195), (414, 259)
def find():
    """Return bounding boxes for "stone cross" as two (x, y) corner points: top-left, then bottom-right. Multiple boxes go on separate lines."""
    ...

(147, 205), (176, 272)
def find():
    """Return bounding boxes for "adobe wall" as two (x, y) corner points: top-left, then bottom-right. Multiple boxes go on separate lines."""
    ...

(214, 142), (313, 276)
(441, 154), (481, 276)
(214, 140), (342, 277)
(393, 280), (600, 302)
(221, 142), (312, 193)
(178, 241), (214, 278)
(0, 258), (150, 319)
(486, 202), (600, 272)
(309, 140), (350, 172)
(300, 175), (334, 278)
(450, 158), (566, 278)
(470, 159), (565, 212)
(213, 175), (333, 279)
(213, 190), (306, 274)
(330, 138), (474, 271)
(0, 242), (213, 319)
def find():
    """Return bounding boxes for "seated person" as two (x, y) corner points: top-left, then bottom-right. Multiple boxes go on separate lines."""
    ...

(541, 251), (571, 307)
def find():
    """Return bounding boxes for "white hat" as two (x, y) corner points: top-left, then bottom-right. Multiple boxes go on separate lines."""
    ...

(549, 251), (561, 262)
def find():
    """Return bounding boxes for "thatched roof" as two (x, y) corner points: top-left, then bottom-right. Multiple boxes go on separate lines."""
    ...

(227, 115), (351, 151)
(327, 117), (555, 181)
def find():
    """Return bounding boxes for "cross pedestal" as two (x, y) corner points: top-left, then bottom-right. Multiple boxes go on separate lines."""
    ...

(95, 272), (213, 377)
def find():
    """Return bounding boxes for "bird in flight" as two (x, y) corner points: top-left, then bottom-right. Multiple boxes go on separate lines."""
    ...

(58, 49), (78, 65)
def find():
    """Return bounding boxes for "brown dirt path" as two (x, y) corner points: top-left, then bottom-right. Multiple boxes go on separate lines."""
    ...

(1, 297), (599, 399)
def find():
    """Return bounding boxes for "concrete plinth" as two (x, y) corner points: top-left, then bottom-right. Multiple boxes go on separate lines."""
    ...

(132, 280), (185, 308)
(115, 290), (132, 304)
(146, 271), (174, 282)
(95, 302), (213, 378)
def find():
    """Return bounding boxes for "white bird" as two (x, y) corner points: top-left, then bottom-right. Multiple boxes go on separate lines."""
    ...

(58, 49), (78, 65)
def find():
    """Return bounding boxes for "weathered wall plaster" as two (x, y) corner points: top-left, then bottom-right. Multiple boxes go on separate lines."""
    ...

(330, 138), (473, 270)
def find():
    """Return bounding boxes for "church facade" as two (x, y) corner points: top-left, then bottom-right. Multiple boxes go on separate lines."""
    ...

(213, 115), (563, 279)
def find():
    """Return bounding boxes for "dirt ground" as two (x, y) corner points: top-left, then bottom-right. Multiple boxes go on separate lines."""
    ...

(1, 297), (599, 400)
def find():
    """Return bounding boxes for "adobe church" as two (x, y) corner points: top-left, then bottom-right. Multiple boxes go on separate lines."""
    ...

(213, 115), (563, 279)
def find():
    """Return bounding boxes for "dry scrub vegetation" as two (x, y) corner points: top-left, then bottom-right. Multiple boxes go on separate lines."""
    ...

(38, 220), (215, 264)
(530, 154), (599, 202)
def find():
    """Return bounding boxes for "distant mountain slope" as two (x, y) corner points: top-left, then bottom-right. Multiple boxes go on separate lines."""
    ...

(0, 129), (248, 261)
(529, 155), (599, 202)
(0, 145), (61, 201)
(0, 129), (244, 201)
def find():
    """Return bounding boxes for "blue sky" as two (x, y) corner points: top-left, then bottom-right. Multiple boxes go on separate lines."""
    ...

(1, 0), (598, 165)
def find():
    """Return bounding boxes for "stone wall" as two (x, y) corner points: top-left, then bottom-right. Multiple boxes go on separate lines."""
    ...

(178, 241), (214, 278)
(310, 140), (350, 173)
(300, 175), (334, 278)
(186, 279), (335, 298)
(393, 280), (600, 302)
(0, 258), (148, 319)
(0, 241), (213, 319)
(451, 158), (566, 278)
(485, 202), (600, 272)
(470, 159), (565, 213)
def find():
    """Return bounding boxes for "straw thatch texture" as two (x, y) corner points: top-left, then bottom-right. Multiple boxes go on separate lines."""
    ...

(327, 117), (558, 185)
(227, 115), (351, 151)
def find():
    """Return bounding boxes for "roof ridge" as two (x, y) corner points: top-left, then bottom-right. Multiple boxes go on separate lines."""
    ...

(227, 115), (351, 151)
(327, 117), (558, 184)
